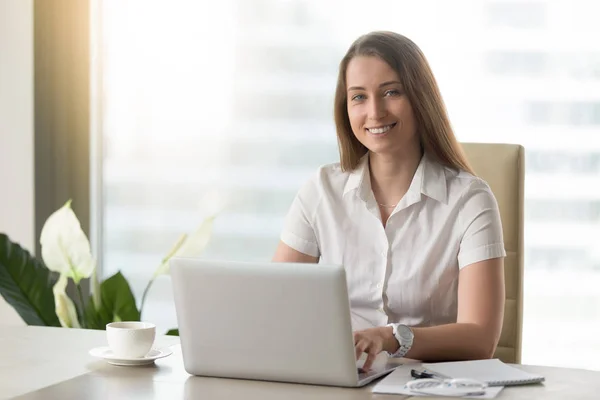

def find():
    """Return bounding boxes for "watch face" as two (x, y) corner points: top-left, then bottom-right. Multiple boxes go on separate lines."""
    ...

(398, 324), (414, 342)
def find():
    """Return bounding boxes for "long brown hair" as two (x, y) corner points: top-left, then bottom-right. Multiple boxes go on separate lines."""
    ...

(334, 31), (474, 174)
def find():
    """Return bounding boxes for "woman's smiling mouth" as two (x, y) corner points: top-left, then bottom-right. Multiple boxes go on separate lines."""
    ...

(366, 123), (397, 135)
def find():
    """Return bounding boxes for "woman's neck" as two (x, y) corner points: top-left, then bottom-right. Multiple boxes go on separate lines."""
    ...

(369, 148), (423, 207)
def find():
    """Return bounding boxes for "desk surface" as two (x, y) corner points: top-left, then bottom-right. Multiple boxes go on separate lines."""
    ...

(1, 326), (599, 399)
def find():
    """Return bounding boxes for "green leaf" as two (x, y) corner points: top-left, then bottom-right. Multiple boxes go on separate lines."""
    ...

(0, 233), (61, 326)
(166, 329), (179, 336)
(84, 271), (140, 329)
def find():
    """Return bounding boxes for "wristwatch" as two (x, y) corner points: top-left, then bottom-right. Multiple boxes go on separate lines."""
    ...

(387, 323), (414, 358)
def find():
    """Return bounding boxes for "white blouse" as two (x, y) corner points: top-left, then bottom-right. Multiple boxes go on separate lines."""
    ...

(281, 153), (506, 330)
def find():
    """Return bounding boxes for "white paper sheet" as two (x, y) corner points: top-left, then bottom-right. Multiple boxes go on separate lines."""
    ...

(372, 364), (504, 399)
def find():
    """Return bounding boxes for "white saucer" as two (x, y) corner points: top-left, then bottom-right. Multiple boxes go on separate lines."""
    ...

(89, 346), (173, 366)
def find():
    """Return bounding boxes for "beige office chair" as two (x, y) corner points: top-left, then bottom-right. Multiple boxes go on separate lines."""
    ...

(461, 143), (525, 364)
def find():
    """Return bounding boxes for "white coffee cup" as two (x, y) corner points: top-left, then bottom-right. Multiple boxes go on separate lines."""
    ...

(106, 321), (156, 358)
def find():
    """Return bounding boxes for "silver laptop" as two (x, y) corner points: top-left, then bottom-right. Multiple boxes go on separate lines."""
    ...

(170, 258), (398, 387)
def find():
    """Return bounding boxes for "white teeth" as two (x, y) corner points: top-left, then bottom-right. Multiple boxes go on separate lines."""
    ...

(367, 124), (393, 134)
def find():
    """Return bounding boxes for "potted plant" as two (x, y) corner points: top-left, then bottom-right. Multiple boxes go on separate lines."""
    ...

(0, 200), (216, 333)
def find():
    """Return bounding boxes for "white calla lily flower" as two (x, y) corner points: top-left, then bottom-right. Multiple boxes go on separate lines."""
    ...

(40, 200), (95, 284)
(175, 215), (216, 258)
(152, 215), (215, 278)
(141, 215), (216, 317)
(141, 191), (223, 318)
(53, 274), (81, 328)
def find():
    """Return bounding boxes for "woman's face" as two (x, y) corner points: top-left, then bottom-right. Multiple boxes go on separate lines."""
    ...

(345, 56), (419, 157)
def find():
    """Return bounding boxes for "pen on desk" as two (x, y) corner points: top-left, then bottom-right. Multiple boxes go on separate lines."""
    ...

(410, 369), (433, 379)
(410, 368), (446, 380)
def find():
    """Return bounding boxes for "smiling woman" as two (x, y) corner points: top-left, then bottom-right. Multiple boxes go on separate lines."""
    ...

(334, 32), (473, 176)
(273, 31), (506, 371)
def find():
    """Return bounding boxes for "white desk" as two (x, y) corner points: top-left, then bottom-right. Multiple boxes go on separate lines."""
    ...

(1, 326), (599, 399)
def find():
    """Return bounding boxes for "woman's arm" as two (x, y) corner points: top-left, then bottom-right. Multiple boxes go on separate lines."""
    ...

(272, 241), (319, 264)
(402, 257), (505, 360)
(356, 257), (505, 369)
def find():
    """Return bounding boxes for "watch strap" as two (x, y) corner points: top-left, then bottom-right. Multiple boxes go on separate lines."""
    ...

(387, 323), (413, 358)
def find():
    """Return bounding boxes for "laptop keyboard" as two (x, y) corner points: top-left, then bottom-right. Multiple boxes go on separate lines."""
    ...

(357, 368), (379, 379)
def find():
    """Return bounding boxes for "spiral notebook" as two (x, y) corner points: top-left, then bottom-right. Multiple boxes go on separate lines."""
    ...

(423, 359), (545, 387)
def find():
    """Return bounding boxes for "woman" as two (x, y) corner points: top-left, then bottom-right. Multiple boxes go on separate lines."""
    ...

(273, 31), (506, 371)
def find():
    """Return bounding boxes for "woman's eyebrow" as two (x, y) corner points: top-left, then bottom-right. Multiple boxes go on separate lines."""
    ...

(379, 80), (402, 88)
(347, 81), (403, 91)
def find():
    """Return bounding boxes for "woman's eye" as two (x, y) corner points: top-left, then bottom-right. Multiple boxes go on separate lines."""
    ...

(351, 94), (366, 101)
(384, 89), (401, 97)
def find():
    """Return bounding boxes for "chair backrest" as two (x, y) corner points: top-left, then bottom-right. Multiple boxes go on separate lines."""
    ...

(460, 143), (525, 364)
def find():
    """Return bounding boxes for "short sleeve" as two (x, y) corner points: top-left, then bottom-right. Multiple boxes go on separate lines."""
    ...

(457, 179), (507, 269)
(280, 173), (321, 258)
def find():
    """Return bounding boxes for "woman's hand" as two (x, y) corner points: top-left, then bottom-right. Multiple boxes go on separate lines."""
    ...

(353, 326), (397, 371)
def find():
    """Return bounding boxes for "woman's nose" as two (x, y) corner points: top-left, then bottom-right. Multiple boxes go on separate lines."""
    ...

(367, 98), (387, 120)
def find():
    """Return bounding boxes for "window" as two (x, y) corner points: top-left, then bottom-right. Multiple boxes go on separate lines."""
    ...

(527, 102), (600, 126)
(485, 51), (548, 77)
(94, 0), (600, 371)
(557, 52), (600, 80)
(526, 200), (600, 222)
(527, 151), (600, 174)
(485, 1), (547, 29)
